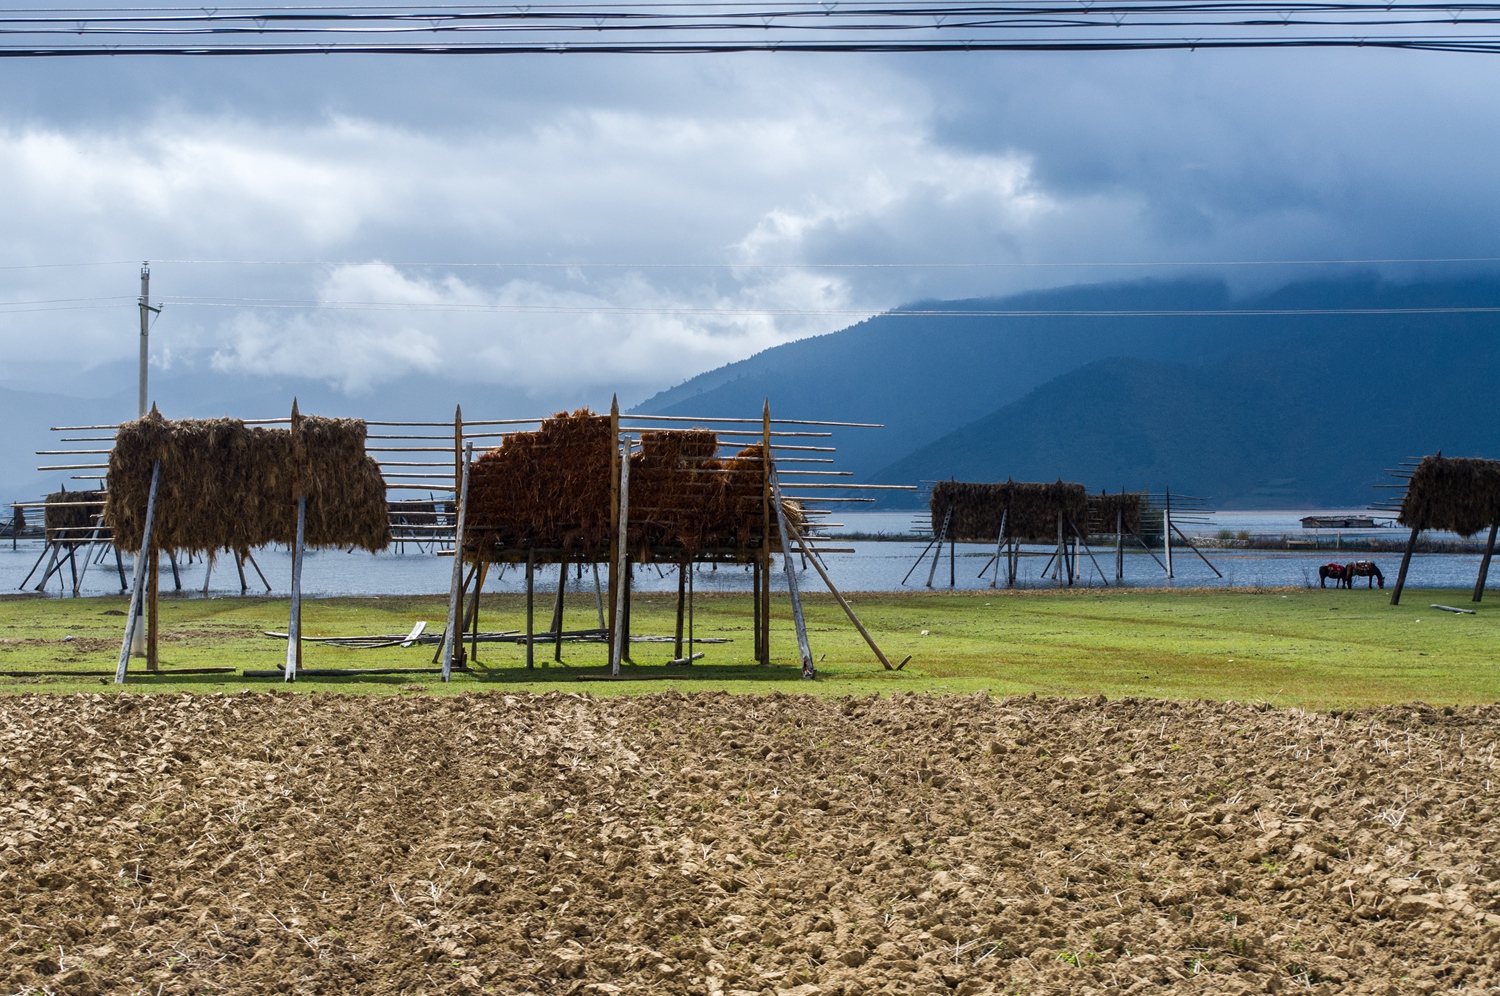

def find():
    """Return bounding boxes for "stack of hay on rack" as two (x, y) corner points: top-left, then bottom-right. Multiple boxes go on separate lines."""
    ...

(1398, 455), (1500, 536)
(930, 480), (1089, 542)
(104, 410), (390, 556)
(463, 410), (802, 563)
(1088, 491), (1146, 535)
(43, 489), (107, 543)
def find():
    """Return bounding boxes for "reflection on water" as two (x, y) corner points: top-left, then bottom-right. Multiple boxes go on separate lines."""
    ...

(3, 534), (1491, 598)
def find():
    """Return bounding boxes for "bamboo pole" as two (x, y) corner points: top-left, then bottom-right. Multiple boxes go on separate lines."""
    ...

(116, 461), (160, 684)
(770, 465), (814, 679)
(1474, 521), (1498, 603)
(439, 442), (474, 681)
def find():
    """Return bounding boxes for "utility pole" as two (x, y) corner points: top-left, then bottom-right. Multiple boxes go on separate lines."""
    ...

(138, 262), (161, 417)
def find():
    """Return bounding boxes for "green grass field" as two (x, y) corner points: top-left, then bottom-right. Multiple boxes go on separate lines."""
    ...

(1, 585), (1495, 706)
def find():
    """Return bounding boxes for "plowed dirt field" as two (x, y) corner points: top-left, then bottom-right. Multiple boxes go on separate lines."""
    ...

(4, 691), (1499, 995)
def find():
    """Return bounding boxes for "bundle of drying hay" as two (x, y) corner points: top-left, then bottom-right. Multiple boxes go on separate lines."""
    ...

(105, 410), (389, 555)
(1398, 454), (1500, 537)
(1089, 491), (1146, 535)
(44, 489), (106, 543)
(465, 409), (614, 559)
(632, 438), (801, 560)
(930, 479), (1089, 542)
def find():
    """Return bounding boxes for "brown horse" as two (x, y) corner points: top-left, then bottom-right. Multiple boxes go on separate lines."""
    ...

(1346, 560), (1385, 588)
(1319, 563), (1351, 588)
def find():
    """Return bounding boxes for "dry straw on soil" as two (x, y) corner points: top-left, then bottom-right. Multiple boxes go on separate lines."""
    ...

(930, 479), (1089, 542)
(4, 691), (1498, 995)
(104, 410), (389, 555)
(1399, 454), (1500, 538)
(42, 489), (105, 542)
(464, 411), (798, 563)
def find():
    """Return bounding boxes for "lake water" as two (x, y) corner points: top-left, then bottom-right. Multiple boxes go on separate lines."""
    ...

(3, 511), (1490, 598)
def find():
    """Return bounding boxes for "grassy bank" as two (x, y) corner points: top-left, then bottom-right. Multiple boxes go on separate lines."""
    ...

(0, 586), (1495, 706)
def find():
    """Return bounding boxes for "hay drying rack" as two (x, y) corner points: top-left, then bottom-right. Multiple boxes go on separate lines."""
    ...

(32, 399), (912, 682)
(1372, 453), (1500, 605)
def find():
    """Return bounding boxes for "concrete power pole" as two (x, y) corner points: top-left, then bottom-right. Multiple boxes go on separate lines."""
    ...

(137, 262), (161, 417)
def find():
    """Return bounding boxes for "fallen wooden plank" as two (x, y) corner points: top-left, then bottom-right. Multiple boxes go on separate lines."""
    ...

(242, 667), (473, 677)
(1431, 604), (1477, 615)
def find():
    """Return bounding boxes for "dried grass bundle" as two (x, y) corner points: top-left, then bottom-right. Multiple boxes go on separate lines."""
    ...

(465, 409), (615, 558)
(463, 413), (798, 561)
(1089, 491), (1146, 535)
(105, 410), (390, 554)
(930, 479), (1089, 542)
(1398, 454), (1500, 537)
(44, 490), (105, 542)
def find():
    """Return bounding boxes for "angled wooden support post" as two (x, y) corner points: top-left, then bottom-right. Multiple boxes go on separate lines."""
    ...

(147, 548), (160, 670)
(552, 559), (567, 663)
(925, 507), (951, 588)
(1171, 520), (1223, 579)
(116, 460), (161, 684)
(1068, 520), (1112, 586)
(786, 518), (893, 670)
(1474, 520), (1497, 603)
(769, 464), (814, 679)
(1391, 525), (1420, 606)
(440, 441), (474, 681)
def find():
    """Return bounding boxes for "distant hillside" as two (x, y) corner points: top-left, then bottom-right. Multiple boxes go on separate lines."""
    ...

(869, 315), (1500, 507)
(638, 275), (1500, 507)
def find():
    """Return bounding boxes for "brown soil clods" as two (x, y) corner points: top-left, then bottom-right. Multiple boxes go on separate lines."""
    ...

(3, 692), (1499, 994)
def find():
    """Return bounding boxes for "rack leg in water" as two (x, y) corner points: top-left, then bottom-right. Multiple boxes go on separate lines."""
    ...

(1474, 520), (1498, 603)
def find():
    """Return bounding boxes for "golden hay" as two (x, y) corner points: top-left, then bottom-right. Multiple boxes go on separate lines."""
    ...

(43, 490), (106, 543)
(930, 480), (1089, 543)
(463, 412), (797, 562)
(105, 410), (389, 555)
(1398, 454), (1500, 538)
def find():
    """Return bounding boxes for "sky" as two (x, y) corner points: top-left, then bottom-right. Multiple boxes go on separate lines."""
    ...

(2, 37), (1500, 410)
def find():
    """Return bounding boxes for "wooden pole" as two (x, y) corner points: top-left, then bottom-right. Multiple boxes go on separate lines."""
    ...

(592, 561), (605, 630)
(786, 518), (893, 670)
(623, 560), (633, 662)
(1055, 512), (1064, 587)
(1171, 520), (1223, 578)
(1069, 520), (1111, 586)
(1163, 489), (1174, 579)
(760, 399), (772, 665)
(115, 546), (128, 592)
(608, 396), (620, 652)
(989, 510), (1007, 589)
(1115, 503), (1124, 584)
(244, 550), (272, 592)
(167, 549), (181, 591)
(752, 556), (763, 660)
(147, 547), (159, 670)
(610, 434), (630, 676)
(674, 558), (687, 660)
(234, 551), (248, 593)
(439, 442), (473, 681)
(949, 532), (956, 588)
(687, 560), (694, 663)
(552, 559), (566, 663)
(1473, 520), (1498, 603)
(116, 461), (160, 684)
(525, 548), (535, 669)
(770, 465), (814, 679)
(472, 560), (488, 664)
(283, 495), (305, 682)
(1391, 525), (1420, 605)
